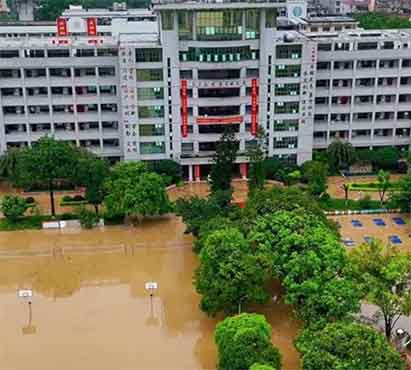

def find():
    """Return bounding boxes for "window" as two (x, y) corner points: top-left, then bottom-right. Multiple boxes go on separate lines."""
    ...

(273, 136), (298, 149)
(140, 142), (165, 154)
(245, 9), (260, 39)
(180, 70), (193, 79)
(138, 106), (164, 118)
(47, 49), (70, 58)
(357, 42), (378, 50)
(276, 45), (302, 59)
(334, 42), (349, 51)
(317, 61), (331, 70)
(196, 10), (242, 41)
(178, 11), (193, 40)
(0, 50), (19, 58)
(98, 67), (114, 77)
(137, 87), (164, 100)
(75, 49), (95, 57)
(136, 48), (163, 63)
(275, 65), (300, 78)
(97, 48), (118, 56)
(24, 49), (45, 58)
(274, 102), (299, 114)
(198, 69), (240, 79)
(274, 119), (298, 131)
(275, 83), (300, 96)
(139, 124), (165, 136)
(265, 8), (277, 28)
(136, 69), (163, 81)
(318, 43), (332, 51)
(162, 11), (174, 30)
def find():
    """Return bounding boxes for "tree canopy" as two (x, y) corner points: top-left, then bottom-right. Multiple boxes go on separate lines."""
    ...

(215, 313), (282, 370)
(354, 13), (411, 30)
(326, 140), (356, 172)
(296, 322), (405, 370)
(301, 160), (328, 197)
(349, 240), (411, 339)
(250, 210), (360, 324)
(14, 137), (79, 216)
(390, 175), (411, 212)
(37, 0), (149, 21)
(104, 161), (171, 219)
(209, 129), (238, 195)
(195, 227), (268, 316)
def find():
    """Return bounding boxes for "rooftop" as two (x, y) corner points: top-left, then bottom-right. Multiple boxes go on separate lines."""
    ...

(152, 0), (287, 10)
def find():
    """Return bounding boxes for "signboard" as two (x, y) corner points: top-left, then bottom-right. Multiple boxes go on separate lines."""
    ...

(196, 116), (244, 125)
(145, 282), (158, 291)
(251, 78), (258, 136)
(87, 18), (97, 36)
(181, 80), (188, 137)
(56, 18), (68, 37)
(18, 289), (33, 298)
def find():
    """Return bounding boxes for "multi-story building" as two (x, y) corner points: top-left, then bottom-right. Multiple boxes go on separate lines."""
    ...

(0, 1), (410, 180)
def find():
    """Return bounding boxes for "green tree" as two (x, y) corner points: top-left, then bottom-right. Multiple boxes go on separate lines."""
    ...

(215, 313), (282, 370)
(14, 137), (78, 217)
(148, 159), (182, 186)
(349, 240), (411, 339)
(357, 147), (400, 171)
(247, 128), (266, 193)
(326, 140), (356, 172)
(296, 322), (405, 370)
(354, 12), (411, 30)
(195, 228), (269, 316)
(390, 175), (411, 212)
(0, 148), (21, 181)
(283, 169), (301, 186)
(301, 160), (328, 197)
(104, 162), (171, 220)
(377, 169), (391, 205)
(75, 151), (110, 214)
(0, 194), (29, 222)
(250, 364), (278, 370)
(209, 129), (237, 195)
(250, 210), (360, 324)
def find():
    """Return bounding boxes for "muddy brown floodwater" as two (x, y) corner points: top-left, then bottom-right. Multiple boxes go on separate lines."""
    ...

(0, 216), (301, 370)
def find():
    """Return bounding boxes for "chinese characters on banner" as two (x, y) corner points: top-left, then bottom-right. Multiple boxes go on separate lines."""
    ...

(56, 18), (68, 37)
(251, 78), (258, 136)
(181, 80), (188, 138)
(87, 18), (97, 36)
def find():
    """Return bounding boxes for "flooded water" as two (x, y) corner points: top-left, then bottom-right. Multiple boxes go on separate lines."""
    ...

(0, 216), (301, 370)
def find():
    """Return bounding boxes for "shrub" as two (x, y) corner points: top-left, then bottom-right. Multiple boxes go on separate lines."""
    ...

(62, 195), (72, 202)
(0, 195), (29, 222)
(73, 194), (85, 202)
(25, 196), (35, 204)
(60, 213), (76, 220)
(358, 194), (373, 209)
(77, 206), (98, 229)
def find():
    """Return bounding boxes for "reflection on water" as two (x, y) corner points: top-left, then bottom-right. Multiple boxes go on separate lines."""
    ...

(0, 216), (301, 370)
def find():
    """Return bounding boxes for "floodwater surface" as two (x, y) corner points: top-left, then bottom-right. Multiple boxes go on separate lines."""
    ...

(0, 216), (300, 370)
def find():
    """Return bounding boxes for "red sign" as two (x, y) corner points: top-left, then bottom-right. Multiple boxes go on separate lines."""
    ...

(181, 80), (188, 137)
(56, 18), (68, 37)
(251, 78), (258, 136)
(196, 116), (244, 125)
(87, 18), (97, 36)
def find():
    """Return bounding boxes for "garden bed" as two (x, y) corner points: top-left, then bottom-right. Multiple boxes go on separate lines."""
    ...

(348, 182), (401, 192)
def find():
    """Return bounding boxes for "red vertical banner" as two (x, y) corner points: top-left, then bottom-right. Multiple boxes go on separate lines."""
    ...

(194, 165), (201, 181)
(240, 163), (248, 179)
(87, 18), (97, 36)
(251, 78), (258, 136)
(56, 18), (68, 37)
(181, 80), (188, 138)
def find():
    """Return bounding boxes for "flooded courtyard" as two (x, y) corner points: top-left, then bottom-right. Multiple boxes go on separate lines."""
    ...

(0, 216), (301, 370)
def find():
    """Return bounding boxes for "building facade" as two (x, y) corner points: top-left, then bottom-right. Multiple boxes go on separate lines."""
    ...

(0, 2), (410, 180)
